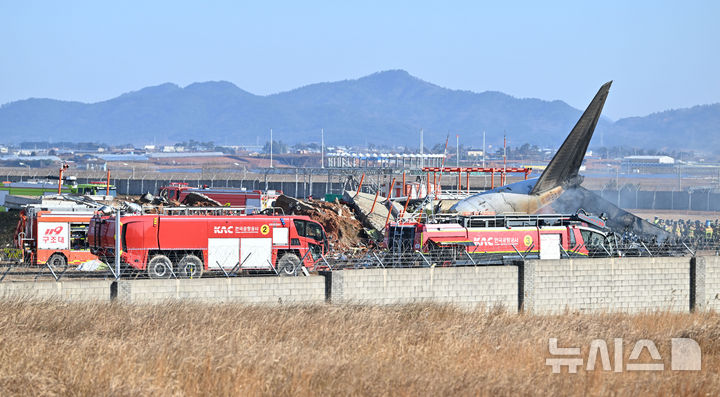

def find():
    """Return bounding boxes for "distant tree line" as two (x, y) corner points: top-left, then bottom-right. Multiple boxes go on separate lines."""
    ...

(18, 141), (107, 150)
(262, 140), (289, 154)
(591, 146), (695, 160)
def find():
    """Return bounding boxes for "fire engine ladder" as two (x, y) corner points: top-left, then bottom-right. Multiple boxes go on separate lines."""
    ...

(389, 192), (437, 257)
(432, 213), (577, 228)
(157, 206), (285, 216)
(159, 207), (255, 216)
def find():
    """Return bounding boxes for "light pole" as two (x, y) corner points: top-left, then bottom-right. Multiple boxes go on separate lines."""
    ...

(482, 131), (486, 168)
(420, 128), (424, 169)
(616, 165), (621, 207)
(270, 129), (273, 169)
(115, 208), (121, 279)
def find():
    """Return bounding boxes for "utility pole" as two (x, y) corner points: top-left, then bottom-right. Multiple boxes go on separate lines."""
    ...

(115, 208), (121, 280)
(482, 131), (486, 168)
(456, 134), (460, 168)
(270, 129), (273, 168)
(420, 128), (424, 169)
(321, 128), (325, 169)
(503, 132), (507, 185)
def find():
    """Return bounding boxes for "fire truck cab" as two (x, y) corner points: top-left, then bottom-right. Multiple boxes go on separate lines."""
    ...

(385, 211), (614, 263)
(15, 207), (99, 268)
(89, 211), (328, 278)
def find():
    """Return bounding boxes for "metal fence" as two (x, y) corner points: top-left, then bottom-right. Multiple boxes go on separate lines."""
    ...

(6, 170), (720, 210)
(0, 238), (711, 283)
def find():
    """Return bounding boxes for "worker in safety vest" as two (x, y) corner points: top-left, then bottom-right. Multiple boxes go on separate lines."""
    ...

(706, 222), (713, 240)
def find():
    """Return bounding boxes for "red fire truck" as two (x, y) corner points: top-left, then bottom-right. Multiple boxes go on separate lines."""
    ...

(89, 210), (328, 278)
(15, 207), (100, 268)
(158, 183), (280, 210)
(385, 211), (613, 262)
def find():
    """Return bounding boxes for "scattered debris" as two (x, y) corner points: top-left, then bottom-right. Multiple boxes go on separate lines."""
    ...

(76, 260), (109, 271)
(436, 200), (458, 213)
(275, 194), (370, 250)
(140, 192), (154, 203)
(0, 211), (20, 248)
(181, 192), (222, 207)
(342, 190), (397, 237)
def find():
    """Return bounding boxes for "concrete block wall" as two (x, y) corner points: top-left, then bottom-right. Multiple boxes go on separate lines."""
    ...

(3, 256), (720, 311)
(695, 256), (720, 311)
(330, 266), (518, 310)
(524, 257), (690, 313)
(115, 276), (326, 304)
(0, 280), (112, 302)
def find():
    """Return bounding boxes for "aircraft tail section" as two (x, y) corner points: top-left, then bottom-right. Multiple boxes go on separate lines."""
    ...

(530, 81), (612, 195)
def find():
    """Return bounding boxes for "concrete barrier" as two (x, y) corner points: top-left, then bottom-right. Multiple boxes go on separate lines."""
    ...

(329, 266), (519, 310)
(523, 257), (690, 313)
(3, 256), (720, 312)
(0, 280), (112, 302)
(115, 276), (326, 304)
(693, 256), (720, 311)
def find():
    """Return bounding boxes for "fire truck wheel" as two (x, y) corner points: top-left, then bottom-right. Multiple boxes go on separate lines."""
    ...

(178, 255), (204, 279)
(48, 253), (68, 271)
(277, 253), (300, 276)
(147, 255), (173, 279)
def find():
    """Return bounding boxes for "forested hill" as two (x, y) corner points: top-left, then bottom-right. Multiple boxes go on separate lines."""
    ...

(0, 70), (717, 151)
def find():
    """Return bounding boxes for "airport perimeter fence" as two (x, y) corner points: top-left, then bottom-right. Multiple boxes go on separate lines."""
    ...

(0, 238), (711, 282)
(6, 170), (720, 211)
(1, 171), (358, 199)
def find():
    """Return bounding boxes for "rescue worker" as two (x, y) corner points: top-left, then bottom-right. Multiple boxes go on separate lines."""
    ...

(706, 221), (713, 240)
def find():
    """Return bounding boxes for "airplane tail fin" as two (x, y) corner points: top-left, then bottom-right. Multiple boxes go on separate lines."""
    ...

(530, 81), (612, 195)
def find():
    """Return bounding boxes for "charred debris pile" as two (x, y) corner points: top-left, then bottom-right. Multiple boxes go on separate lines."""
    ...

(125, 192), (378, 251)
(274, 195), (372, 251)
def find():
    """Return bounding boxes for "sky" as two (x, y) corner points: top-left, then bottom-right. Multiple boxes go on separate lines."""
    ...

(1, 1), (718, 120)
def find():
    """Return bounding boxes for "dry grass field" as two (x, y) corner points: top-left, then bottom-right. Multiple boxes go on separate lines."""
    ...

(0, 302), (719, 396)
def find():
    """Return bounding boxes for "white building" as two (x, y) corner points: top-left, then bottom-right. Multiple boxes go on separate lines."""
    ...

(622, 155), (675, 173)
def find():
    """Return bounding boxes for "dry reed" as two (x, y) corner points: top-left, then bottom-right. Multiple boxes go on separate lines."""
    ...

(0, 302), (718, 396)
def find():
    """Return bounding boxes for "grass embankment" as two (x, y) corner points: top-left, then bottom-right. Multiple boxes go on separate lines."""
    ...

(0, 303), (718, 396)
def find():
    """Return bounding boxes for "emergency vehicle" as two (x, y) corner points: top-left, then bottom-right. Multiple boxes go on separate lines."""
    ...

(158, 183), (280, 210)
(385, 211), (613, 262)
(14, 206), (99, 268)
(0, 179), (116, 208)
(89, 210), (328, 278)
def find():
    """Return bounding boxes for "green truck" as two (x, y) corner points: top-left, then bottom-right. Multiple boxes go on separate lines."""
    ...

(0, 179), (116, 210)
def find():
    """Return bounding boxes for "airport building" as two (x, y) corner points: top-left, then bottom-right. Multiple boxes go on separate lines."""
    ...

(622, 155), (675, 173)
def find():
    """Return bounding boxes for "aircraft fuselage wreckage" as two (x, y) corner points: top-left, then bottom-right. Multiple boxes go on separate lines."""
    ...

(450, 81), (669, 241)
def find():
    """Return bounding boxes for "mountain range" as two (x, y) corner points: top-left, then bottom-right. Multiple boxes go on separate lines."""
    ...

(0, 70), (718, 151)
